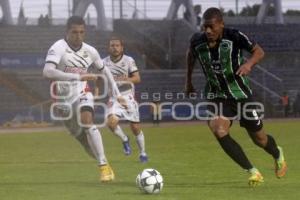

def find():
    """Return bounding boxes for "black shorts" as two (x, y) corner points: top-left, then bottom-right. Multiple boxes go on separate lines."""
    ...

(206, 98), (263, 132)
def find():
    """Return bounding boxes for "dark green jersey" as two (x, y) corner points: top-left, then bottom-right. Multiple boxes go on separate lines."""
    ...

(190, 28), (255, 100)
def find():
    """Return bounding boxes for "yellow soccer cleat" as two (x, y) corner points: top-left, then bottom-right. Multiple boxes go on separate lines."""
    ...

(275, 146), (287, 178)
(248, 168), (264, 187)
(99, 164), (115, 182)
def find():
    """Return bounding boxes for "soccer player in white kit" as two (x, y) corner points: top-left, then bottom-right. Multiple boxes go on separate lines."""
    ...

(103, 37), (148, 163)
(43, 16), (124, 182)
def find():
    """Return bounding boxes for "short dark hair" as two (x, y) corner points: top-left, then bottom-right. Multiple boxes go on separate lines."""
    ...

(203, 7), (223, 21)
(66, 16), (85, 30)
(109, 35), (124, 46)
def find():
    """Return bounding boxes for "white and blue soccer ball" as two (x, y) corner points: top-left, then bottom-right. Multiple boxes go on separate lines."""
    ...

(136, 168), (163, 194)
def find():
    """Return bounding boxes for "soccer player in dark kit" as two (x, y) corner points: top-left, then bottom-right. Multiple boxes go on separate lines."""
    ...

(185, 7), (287, 187)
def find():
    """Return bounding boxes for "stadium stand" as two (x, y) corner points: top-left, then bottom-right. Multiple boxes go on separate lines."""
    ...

(1, 19), (300, 124)
(0, 25), (110, 53)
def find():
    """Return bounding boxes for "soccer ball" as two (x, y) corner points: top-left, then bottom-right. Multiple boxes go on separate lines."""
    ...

(136, 168), (163, 194)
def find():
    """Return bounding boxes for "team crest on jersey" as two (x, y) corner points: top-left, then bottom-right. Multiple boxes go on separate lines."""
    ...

(48, 49), (55, 56)
(121, 62), (126, 67)
(83, 51), (88, 58)
(221, 42), (230, 50)
(66, 49), (72, 53)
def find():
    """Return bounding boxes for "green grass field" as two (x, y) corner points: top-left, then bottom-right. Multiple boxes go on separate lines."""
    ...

(0, 120), (300, 200)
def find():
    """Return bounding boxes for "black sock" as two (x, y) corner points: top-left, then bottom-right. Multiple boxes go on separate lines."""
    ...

(218, 134), (253, 170)
(264, 135), (280, 159)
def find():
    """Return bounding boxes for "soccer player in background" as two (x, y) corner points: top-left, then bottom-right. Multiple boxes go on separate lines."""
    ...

(99, 36), (148, 163)
(185, 7), (287, 186)
(43, 16), (125, 182)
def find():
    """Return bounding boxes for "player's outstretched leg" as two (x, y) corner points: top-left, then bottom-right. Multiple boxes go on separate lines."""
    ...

(217, 134), (263, 186)
(247, 130), (287, 179)
(75, 131), (97, 159)
(209, 118), (263, 186)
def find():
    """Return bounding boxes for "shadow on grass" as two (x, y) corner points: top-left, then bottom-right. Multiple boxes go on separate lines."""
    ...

(167, 180), (251, 189)
(0, 179), (136, 188)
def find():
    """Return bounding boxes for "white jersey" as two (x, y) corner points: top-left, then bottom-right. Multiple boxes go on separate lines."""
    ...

(45, 39), (104, 103)
(104, 55), (140, 122)
(103, 55), (138, 94)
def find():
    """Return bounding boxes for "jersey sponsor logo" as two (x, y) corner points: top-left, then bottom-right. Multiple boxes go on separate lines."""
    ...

(211, 60), (224, 74)
(64, 66), (87, 74)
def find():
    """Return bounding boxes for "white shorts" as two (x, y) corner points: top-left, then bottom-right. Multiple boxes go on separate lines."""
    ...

(107, 93), (140, 122)
(58, 92), (94, 137)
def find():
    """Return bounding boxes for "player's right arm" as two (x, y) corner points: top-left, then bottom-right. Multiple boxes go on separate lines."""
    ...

(43, 41), (97, 81)
(43, 41), (78, 81)
(43, 63), (97, 81)
(43, 62), (80, 81)
(185, 47), (196, 95)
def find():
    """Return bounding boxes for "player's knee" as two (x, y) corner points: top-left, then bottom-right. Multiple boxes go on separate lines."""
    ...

(210, 125), (229, 138)
(130, 123), (141, 135)
(107, 115), (119, 130)
(80, 111), (93, 125)
(208, 118), (231, 138)
(81, 118), (92, 125)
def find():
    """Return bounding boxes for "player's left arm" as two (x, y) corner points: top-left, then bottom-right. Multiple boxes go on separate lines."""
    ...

(128, 71), (141, 84)
(236, 31), (265, 76)
(185, 47), (196, 95)
(115, 57), (140, 84)
(115, 71), (140, 84)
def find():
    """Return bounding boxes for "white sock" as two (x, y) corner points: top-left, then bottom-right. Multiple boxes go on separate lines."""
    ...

(85, 125), (107, 165)
(136, 131), (146, 155)
(75, 132), (96, 160)
(113, 125), (128, 142)
(248, 167), (259, 174)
